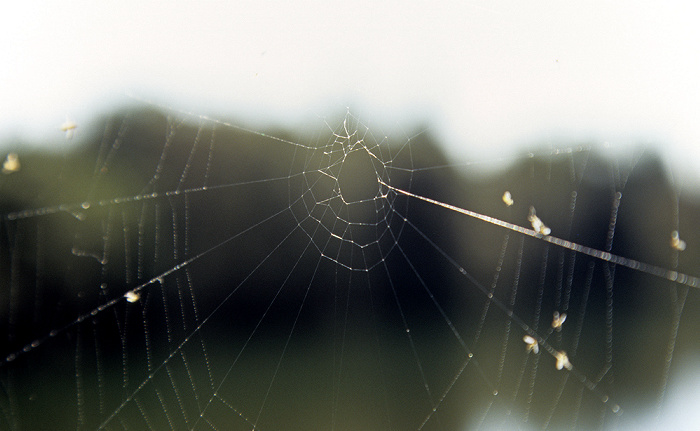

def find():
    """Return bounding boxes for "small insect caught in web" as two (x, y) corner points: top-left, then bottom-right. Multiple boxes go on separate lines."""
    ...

(528, 206), (551, 235)
(555, 351), (572, 370)
(523, 335), (539, 353)
(60, 119), (77, 139)
(552, 311), (567, 331)
(124, 290), (140, 303)
(502, 191), (514, 206)
(2, 153), (20, 174)
(670, 230), (686, 251)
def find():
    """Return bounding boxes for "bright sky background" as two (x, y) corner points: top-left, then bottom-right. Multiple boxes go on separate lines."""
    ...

(1, 0), (699, 183)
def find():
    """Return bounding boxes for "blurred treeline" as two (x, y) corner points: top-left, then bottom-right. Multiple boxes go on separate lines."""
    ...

(0, 106), (699, 430)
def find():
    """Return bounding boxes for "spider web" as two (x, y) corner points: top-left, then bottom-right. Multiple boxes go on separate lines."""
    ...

(0, 98), (698, 430)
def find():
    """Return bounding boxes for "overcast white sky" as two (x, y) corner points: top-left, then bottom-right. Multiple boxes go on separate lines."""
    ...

(2, 0), (699, 182)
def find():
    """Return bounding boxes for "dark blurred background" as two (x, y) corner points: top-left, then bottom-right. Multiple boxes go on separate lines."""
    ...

(0, 106), (698, 430)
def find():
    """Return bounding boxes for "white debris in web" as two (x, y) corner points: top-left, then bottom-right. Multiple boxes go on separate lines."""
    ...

(552, 311), (567, 331)
(670, 230), (686, 251)
(555, 351), (572, 370)
(523, 335), (539, 354)
(2, 153), (20, 174)
(124, 290), (140, 303)
(502, 191), (514, 206)
(528, 206), (551, 235)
